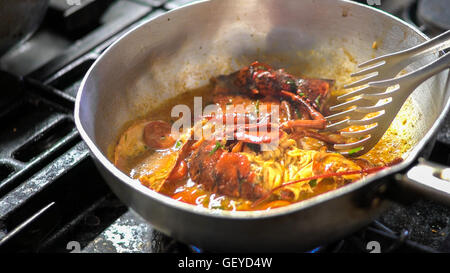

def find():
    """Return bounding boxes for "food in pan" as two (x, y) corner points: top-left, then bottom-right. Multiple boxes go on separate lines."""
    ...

(112, 62), (402, 211)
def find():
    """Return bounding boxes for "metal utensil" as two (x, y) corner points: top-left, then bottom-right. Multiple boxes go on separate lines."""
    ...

(326, 30), (450, 156)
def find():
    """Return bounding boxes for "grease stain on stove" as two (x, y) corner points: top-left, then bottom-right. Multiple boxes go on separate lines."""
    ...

(82, 211), (152, 253)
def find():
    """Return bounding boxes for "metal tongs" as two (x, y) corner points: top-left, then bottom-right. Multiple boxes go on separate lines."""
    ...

(325, 30), (450, 156)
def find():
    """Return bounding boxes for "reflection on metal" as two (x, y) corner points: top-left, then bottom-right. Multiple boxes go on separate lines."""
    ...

(366, 0), (381, 6)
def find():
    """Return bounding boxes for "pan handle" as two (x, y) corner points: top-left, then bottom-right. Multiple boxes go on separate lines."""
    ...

(398, 158), (450, 205)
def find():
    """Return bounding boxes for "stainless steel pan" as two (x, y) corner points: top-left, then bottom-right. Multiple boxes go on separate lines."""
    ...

(75, 0), (450, 252)
(0, 0), (49, 57)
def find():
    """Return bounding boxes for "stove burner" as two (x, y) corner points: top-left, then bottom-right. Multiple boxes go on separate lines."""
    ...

(47, 0), (114, 36)
(402, 0), (450, 37)
(417, 0), (450, 32)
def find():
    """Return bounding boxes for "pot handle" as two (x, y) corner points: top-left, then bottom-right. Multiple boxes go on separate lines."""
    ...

(398, 158), (450, 205)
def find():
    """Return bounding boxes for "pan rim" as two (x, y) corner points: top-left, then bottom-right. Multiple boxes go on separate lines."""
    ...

(74, 0), (446, 220)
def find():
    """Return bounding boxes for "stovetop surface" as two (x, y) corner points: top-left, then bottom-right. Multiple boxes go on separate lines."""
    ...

(0, 0), (449, 253)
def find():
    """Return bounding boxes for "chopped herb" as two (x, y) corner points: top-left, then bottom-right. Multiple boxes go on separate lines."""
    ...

(209, 141), (223, 155)
(298, 92), (305, 96)
(294, 108), (302, 119)
(348, 147), (362, 155)
(315, 95), (321, 107)
(255, 100), (260, 115)
(309, 179), (317, 187)
(247, 143), (261, 152)
(175, 140), (182, 149)
(285, 79), (297, 91)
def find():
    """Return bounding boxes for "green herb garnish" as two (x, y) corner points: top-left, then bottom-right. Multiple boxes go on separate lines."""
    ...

(255, 100), (260, 115)
(348, 147), (362, 155)
(285, 79), (297, 91)
(247, 143), (261, 153)
(295, 108), (302, 119)
(209, 141), (224, 155)
(315, 95), (321, 107)
(298, 92), (305, 97)
(309, 179), (317, 187)
(175, 140), (182, 149)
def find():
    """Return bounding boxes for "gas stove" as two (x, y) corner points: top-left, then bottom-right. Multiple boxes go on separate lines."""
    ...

(0, 0), (449, 253)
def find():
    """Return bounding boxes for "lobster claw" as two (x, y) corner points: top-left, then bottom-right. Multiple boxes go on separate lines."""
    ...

(297, 78), (334, 112)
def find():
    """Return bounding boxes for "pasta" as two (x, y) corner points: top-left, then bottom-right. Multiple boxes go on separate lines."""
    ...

(112, 62), (402, 211)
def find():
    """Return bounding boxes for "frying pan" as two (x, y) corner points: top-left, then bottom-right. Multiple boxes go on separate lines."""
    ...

(0, 0), (49, 57)
(75, 0), (450, 252)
